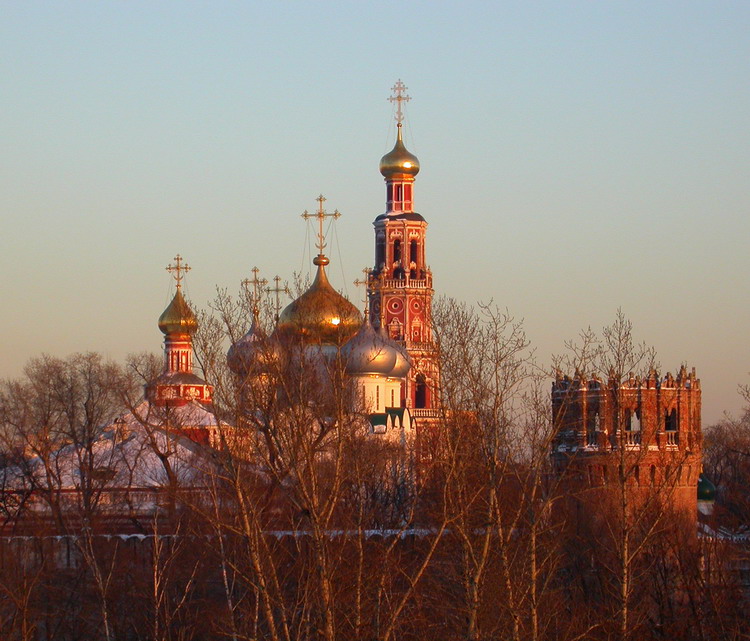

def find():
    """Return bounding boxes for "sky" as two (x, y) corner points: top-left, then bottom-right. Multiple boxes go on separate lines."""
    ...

(2, 2), (749, 425)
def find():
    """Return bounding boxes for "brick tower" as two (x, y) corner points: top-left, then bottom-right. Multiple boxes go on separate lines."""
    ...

(551, 367), (702, 519)
(368, 81), (440, 415)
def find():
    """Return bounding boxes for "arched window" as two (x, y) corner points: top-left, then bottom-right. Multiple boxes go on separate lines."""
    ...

(415, 374), (427, 409)
(665, 408), (678, 431)
(393, 239), (402, 264)
(375, 238), (385, 271)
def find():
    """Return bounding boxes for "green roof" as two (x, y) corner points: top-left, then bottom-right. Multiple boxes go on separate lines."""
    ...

(369, 413), (388, 427)
(697, 473), (716, 501)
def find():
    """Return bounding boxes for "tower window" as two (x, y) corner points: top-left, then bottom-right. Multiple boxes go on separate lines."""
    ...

(410, 240), (418, 269)
(376, 239), (385, 271)
(665, 408), (678, 431)
(393, 239), (402, 263)
(415, 374), (427, 409)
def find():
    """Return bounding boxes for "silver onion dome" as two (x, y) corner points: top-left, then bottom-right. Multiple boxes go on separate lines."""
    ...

(342, 316), (400, 376)
(380, 324), (412, 378)
(227, 318), (280, 376)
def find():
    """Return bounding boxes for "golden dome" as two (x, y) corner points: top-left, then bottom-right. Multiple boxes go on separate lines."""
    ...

(277, 256), (361, 346)
(158, 288), (198, 336)
(380, 124), (420, 179)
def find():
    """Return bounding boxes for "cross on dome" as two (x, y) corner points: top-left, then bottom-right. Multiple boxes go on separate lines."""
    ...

(301, 194), (341, 257)
(353, 267), (373, 314)
(266, 275), (290, 324)
(166, 254), (191, 289)
(388, 79), (411, 126)
(242, 266), (268, 317)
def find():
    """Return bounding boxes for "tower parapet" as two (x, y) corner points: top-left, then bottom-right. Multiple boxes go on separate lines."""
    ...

(551, 366), (702, 516)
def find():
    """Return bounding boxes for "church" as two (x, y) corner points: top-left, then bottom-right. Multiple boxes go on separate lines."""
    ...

(2, 81), (735, 641)
(152, 80), (441, 446)
(102, 77), (709, 519)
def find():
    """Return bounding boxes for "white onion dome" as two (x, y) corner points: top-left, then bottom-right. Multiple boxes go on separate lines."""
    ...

(158, 288), (198, 336)
(277, 255), (361, 346)
(227, 317), (279, 376)
(379, 124), (420, 179)
(342, 315), (399, 376)
(381, 325), (412, 378)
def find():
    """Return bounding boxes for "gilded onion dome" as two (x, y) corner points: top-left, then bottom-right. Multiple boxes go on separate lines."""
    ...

(343, 314), (400, 376)
(380, 124), (420, 179)
(277, 255), (361, 346)
(158, 288), (198, 336)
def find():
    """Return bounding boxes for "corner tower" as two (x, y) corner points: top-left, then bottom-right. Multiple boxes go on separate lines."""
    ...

(368, 81), (439, 413)
(551, 367), (702, 523)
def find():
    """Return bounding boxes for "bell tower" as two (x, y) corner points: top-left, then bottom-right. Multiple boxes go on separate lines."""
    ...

(369, 81), (439, 413)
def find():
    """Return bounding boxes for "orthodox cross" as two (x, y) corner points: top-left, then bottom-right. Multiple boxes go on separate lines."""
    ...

(388, 79), (410, 125)
(166, 254), (190, 289)
(301, 194), (341, 257)
(242, 266), (268, 317)
(353, 267), (372, 315)
(266, 275), (290, 324)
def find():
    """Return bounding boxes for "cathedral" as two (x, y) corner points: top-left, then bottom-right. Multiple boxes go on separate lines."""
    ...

(145, 79), (707, 525)
(1, 80), (709, 538)
(151, 80), (440, 445)
(3, 81), (734, 641)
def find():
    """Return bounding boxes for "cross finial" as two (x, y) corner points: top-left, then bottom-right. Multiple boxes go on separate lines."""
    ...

(353, 267), (372, 314)
(242, 266), (268, 318)
(301, 194), (341, 257)
(266, 275), (290, 324)
(166, 254), (191, 289)
(388, 79), (411, 126)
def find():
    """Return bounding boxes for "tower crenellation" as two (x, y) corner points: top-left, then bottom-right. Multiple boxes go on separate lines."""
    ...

(552, 367), (702, 516)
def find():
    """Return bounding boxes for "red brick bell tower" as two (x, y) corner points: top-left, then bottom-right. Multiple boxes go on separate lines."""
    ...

(368, 81), (440, 415)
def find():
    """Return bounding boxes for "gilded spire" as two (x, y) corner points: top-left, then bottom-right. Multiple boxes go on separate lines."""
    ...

(277, 197), (361, 345)
(266, 275), (290, 324)
(388, 79), (410, 126)
(380, 81), (420, 180)
(166, 254), (191, 290)
(353, 267), (372, 318)
(159, 254), (197, 336)
(242, 266), (268, 321)
(301, 194), (341, 266)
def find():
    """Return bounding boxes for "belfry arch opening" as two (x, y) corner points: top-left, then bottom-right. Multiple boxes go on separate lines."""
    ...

(415, 374), (428, 409)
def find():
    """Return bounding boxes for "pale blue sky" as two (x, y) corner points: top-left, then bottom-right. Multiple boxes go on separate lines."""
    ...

(2, 2), (749, 423)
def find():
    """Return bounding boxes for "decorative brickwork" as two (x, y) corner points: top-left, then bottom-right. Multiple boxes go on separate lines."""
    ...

(551, 366), (702, 518)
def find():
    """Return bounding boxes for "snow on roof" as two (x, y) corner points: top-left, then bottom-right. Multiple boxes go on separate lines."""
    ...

(1, 400), (223, 493)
